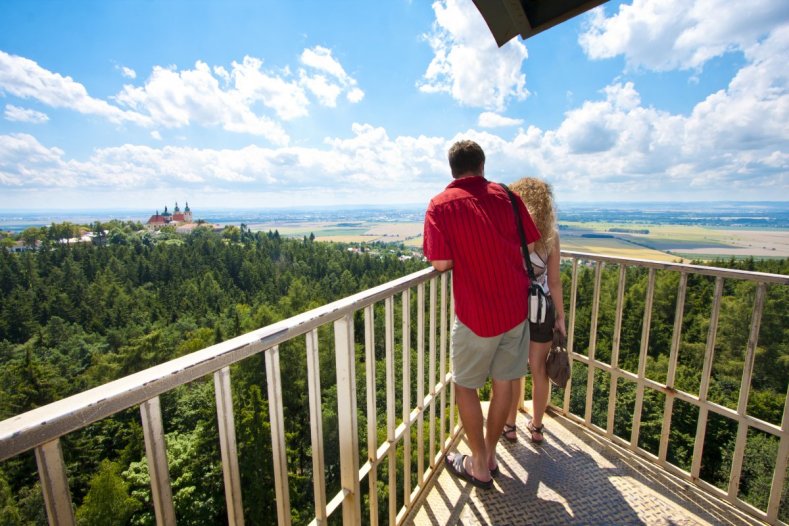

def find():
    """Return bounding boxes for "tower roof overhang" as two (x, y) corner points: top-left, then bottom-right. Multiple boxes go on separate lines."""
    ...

(472, 0), (609, 47)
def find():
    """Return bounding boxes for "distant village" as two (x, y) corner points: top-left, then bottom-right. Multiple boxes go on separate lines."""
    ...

(145, 201), (209, 234)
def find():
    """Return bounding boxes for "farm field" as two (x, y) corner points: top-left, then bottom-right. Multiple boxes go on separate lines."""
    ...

(559, 236), (682, 262)
(560, 221), (789, 260)
(239, 219), (788, 262)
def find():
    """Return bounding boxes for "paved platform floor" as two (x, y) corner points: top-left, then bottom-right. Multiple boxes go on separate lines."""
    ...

(405, 404), (765, 525)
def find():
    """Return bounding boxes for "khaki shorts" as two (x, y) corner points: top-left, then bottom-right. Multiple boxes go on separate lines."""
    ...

(451, 317), (530, 389)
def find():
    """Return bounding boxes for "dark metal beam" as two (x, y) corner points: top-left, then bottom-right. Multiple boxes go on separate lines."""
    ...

(473, 0), (610, 47)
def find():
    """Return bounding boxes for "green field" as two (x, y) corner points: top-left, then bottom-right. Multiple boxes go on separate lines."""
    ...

(246, 219), (787, 261)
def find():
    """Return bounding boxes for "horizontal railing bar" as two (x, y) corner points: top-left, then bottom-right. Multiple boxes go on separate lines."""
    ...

(324, 488), (350, 522)
(359, 461), (372, 481)
(561, 250), (789, 284)
(375, 441), (392, 465)
(570, 354), (785, 437)
(0, 267), (439, 461)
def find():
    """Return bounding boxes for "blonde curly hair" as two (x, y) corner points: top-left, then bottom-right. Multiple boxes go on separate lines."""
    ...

(509, 177), (557, 255)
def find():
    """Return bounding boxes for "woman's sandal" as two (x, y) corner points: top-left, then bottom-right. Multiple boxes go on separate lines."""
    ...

(527, 421), (544, 444)
(502, 423), (517, 443)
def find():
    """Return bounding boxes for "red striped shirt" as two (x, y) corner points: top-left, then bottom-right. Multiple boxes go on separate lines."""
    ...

(423, 176), (540, 337)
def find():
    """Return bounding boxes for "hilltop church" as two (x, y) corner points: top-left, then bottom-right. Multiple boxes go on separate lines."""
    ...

(146, 202), (194, 228)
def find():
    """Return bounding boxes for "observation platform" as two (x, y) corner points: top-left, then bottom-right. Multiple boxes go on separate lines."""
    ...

(407, 403), (763, 526)
(1, 252), (786, 526)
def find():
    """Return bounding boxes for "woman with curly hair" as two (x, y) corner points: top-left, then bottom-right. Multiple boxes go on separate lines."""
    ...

(502, 177), (566, 444)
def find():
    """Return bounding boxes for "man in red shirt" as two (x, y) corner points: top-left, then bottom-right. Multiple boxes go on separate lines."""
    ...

(423, 140), (539, 489)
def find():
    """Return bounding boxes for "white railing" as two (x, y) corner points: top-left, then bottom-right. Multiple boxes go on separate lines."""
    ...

(1, 252), (787, 525)
(0, 267), (459, 526)
(554, 252), (789, 526)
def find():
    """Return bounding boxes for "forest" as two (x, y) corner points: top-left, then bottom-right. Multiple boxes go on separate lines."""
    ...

(0, 222), (787, 524)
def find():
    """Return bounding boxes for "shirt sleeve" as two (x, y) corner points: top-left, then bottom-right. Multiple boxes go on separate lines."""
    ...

(516, 194), (542, 244)
(423, 202), (452, 260)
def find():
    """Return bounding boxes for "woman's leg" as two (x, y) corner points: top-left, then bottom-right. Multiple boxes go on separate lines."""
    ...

(528, 339), (552, 440)
(502, 377), (523, 442)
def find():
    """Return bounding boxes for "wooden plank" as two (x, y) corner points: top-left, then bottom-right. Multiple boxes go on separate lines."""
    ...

(140, 397), (176, 526)
(215, 367), (245, 526)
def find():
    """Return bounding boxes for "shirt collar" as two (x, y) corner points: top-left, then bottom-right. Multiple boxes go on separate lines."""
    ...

(447, 175), (487, 190)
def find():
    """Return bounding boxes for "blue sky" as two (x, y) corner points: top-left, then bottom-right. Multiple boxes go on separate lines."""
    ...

(1, 0), (787, 211)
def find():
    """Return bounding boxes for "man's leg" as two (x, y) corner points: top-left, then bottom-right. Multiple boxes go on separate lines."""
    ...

(455, 384), (491, 482)
(486, 378), (513, 469)
(489, 319), (530, 464)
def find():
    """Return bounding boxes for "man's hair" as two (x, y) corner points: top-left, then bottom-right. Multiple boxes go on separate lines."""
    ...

(448, 140), (485, 178)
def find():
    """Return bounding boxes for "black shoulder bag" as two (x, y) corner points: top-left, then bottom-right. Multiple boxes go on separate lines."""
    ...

(500, 183), (549, 326)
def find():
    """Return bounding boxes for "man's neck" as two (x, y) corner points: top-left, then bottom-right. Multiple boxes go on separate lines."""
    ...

(454, 171), (484, 180)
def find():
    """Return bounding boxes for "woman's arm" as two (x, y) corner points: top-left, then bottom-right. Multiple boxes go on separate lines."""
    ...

(547, 235), (566, 337)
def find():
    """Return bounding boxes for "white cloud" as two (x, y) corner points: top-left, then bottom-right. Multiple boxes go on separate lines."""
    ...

(228, 56), (309, 121)
(299, 72), (343, 107)
(0, 51), (150, 125)
(150, 130), (162, 140)
(120, 66), (136, 79)
(4, 104), (49, 123)
(299, 46), (365, 107)
(419, 0), (529, 111)
(579, 0), (789, 71)
(484, 60), (787, 200)
(0, 127), (448, 198)
(478, 111), (523, 128)
(300, 46), (348, 80)
(2, 23), (787, 205)
(0, 133), (84, 187)
(0, 50), (366, 146)
(115, 58), (292, 145)
(347, 87), (364, 103)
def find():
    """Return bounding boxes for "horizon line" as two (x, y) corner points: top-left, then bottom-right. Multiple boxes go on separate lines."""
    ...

(2, 199), (789, 214)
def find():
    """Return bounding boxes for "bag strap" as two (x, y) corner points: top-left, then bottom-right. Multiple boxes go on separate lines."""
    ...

(500, 183), (536, 282)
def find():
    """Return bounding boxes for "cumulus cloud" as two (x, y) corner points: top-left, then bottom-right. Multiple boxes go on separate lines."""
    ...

(2, 22), (787, 204)
(478, 111), (523, 128)
(115, 58), (294, 144)
(0, 51), (149, 125)
(0, 48), (365, 146)
(419, 0), (529, 111)
(0, 126), (448, 197)
(579, 0), (789, 71)
(4, 104), (49, 123)
(484, 54), (787, 200)
(0, 133), (84, 187)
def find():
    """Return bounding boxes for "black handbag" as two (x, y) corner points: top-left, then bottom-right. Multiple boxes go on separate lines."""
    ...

(501, 184), (549, 326)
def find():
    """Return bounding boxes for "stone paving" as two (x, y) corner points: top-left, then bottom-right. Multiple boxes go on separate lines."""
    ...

(405, 404), (765, 526)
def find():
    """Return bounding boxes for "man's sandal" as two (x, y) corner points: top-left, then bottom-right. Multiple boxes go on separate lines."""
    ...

(444, 453), (493, 490)
(527, 421), (544, 444)
(502, 423), (517, 443)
